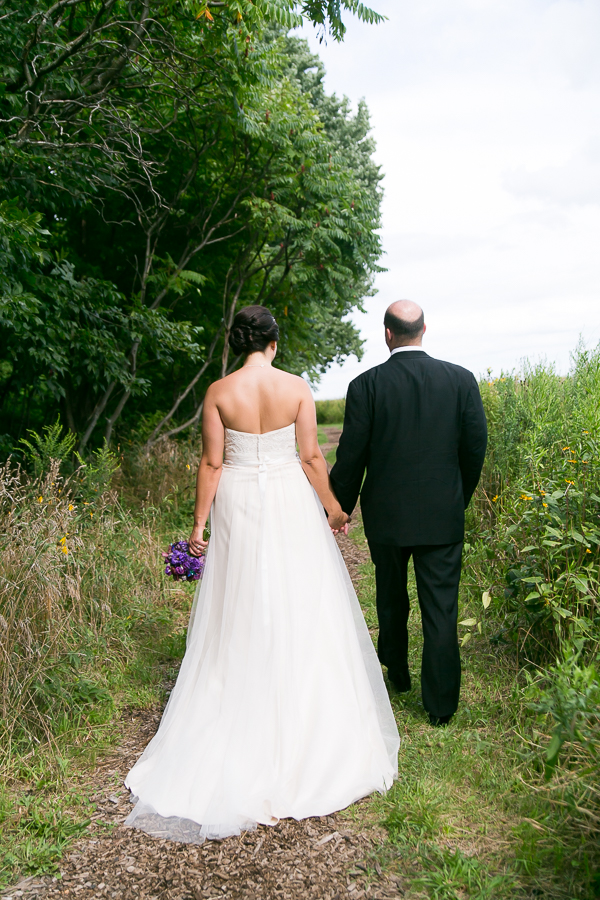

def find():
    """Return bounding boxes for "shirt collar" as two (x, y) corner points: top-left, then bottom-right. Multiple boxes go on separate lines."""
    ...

(390, 345), (424, 355)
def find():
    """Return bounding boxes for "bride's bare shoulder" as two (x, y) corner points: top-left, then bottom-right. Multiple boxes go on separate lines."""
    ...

(275, 369), (313, 396)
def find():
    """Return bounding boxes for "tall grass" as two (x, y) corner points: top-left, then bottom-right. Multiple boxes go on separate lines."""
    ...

(0, 433), (201, 883)
(0, 433), (201, 767)
(315, 398), (345, 425)
(464, 345), (600, 658)
(461, 344), (600, 854)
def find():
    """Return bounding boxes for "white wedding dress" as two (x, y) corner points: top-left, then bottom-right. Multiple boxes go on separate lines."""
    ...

(125, 424), (399, 843)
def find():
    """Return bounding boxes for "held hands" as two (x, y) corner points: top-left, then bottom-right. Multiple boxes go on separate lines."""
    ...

(328, 507), (350, 536)
(188, 523), (209, 557)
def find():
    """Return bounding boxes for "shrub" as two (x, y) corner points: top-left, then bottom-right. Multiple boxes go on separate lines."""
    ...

(463, 346), (600, 661)
(315, 398), (345, 425)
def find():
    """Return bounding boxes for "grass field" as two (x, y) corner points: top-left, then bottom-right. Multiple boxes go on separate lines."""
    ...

(346, 513), (600, 900)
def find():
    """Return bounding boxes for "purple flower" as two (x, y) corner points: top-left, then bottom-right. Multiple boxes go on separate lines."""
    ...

(162, 540), (205, 582)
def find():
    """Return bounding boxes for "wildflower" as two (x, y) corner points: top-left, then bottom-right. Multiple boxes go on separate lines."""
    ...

(583, 430), (589, 434)
(68, 504), (74, 511)
(38, 496), (43, 503)
(492, 495), (498, 502)
(60, 536), (66, 544)
(586, 549), (591, 554)
(90, 512), (93, 517)
(61, 545), (68, 555)
(565, 480), (574, 485)
(568, 459), (577, 463)
(520, 494), (533, 500)
(562, 447), (569, 451)
(186, 464), (191, 470)
(543, 503), (548, 507)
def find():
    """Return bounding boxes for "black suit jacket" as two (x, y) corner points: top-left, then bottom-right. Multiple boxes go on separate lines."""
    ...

(330, 351), (487, 546)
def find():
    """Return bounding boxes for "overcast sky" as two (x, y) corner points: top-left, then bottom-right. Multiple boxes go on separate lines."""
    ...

(296, 0), (600, 398)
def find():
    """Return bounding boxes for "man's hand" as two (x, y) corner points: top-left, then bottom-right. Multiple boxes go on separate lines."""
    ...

(328, 509), (350, 535)
(188, 523), (208, 556)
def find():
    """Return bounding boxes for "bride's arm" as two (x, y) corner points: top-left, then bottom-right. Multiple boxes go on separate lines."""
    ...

(296, 383), (348, 532)
(189, 387), (224, 556)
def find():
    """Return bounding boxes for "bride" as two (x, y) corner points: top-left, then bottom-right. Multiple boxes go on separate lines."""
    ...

(125, 305), (399, 843)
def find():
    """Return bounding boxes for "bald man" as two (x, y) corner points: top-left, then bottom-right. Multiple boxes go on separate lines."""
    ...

(330, 301), (487, 725)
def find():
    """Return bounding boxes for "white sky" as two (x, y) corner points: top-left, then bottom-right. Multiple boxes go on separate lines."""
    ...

(296, 0), (600, 398)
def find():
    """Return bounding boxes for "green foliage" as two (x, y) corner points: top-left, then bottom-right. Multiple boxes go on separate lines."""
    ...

(75, 442), (121, 500)
(463, 346), (600, 660)
(0, 0), (384, 452)
(18, 419), (77, 477)
(526, 648), (600, 776)
(352, 511), (600, 899)
(315, 397), (345, 424)
(0, 793), (90, 881)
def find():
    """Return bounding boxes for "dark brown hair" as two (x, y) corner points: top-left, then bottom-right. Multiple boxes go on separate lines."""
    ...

(383, 307), (424, 339)
(229, 305), (279, 356)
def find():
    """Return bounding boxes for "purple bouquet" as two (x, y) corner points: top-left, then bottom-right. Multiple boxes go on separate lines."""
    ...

(163, 541), (205, 582)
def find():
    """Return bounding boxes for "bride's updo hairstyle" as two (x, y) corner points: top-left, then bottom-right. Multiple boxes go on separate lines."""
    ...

(230, 305), (279, 357)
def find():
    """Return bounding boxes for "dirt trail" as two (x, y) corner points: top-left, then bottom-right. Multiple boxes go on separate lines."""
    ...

(3, 436), (404, 900)
(319, 426), (343, 461)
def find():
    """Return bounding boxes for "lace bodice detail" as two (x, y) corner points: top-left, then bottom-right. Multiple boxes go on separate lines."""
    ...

(224, 423), (297, 466)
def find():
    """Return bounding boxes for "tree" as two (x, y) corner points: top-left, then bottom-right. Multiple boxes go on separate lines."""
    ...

(0, 2), (385, 453)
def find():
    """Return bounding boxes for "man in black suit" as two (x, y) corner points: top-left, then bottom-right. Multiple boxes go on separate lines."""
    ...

(330, 300), (487, 725)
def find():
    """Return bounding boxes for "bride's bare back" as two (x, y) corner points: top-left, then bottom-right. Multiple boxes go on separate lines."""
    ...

(210, 364), (305, 435)
(188, 342), (348, 555)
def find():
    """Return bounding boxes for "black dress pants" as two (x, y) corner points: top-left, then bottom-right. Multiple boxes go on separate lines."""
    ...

(368, 541), (463, 718)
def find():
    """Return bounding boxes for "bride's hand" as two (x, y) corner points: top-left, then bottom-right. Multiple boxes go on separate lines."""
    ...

(188, 523), (208, 556)
(328, 508), (349, 535)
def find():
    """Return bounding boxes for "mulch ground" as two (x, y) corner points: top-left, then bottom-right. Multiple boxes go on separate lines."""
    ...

(3, 471), (403, 900)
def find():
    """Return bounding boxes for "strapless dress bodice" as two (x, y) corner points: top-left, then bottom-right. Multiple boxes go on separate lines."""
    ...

(224, 423), (297, 467)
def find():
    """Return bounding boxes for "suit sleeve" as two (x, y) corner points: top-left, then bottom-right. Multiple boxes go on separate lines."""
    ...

(458, 375), (488, 508)
(329, 378), (372, 516)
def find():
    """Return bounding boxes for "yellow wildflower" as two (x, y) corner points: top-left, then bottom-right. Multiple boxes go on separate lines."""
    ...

(562, 447), (569, 451)
(565, 480), (574, 485)
(543, 503), (548, 507)
(186, 464), (191, 470)
(492, 495), (498, 502)
(68, 504), (74, 511)
(586, 549), (591, 554)
(38, 496), (43, 502)
(61, 545), (68, 555)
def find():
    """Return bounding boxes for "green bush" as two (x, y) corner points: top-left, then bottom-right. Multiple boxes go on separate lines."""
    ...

(461, 343), (600, 850)
(463, 345), (600, 660)
(315, 398), (345, 425)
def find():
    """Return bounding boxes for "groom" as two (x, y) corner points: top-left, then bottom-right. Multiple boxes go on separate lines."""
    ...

(330, 301), (487, 725)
